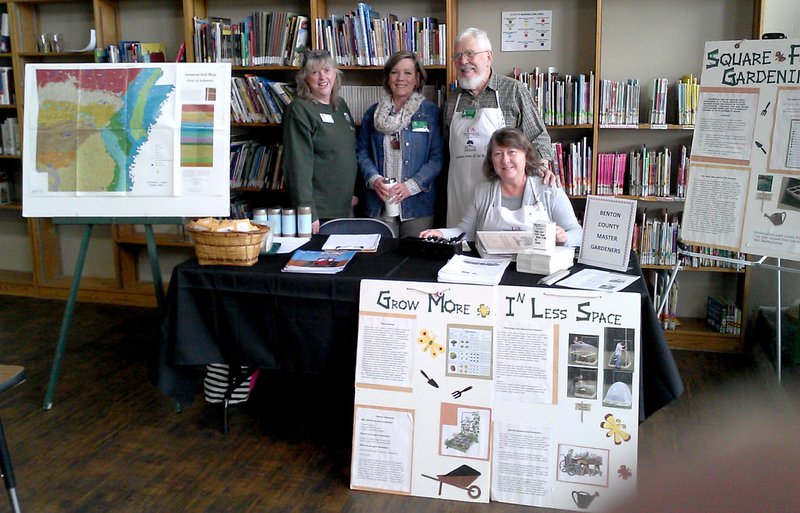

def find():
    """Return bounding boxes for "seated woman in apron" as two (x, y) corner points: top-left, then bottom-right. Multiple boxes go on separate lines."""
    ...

(421, 127), (582, 246)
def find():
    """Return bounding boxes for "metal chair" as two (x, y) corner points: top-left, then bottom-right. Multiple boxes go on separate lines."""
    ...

(318, 218), (395, 240)
(0, 365), (24, 513)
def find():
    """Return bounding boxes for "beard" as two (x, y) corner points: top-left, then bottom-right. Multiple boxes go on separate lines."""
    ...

(458, 67), (490, 91)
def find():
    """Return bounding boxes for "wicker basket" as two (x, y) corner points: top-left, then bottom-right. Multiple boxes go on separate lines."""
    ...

(187, 224), (269, 266)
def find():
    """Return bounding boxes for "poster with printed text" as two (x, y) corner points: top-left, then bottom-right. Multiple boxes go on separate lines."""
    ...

(22, 63), (231, 217)
(351, 280), (641, 510)
(683, 39), (800, 261)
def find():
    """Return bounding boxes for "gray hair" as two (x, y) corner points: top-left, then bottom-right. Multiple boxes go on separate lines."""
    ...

(456, 28), (492, 51)
(295, 50), (343, 110)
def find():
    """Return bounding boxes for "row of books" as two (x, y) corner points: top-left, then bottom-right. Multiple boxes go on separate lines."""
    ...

(193, 12), (309, 66)
(230, 140), (284, 190)
(0, 117), (19, 156)
(0, 67), (13, 105)
(105, 42), (167, 63)
(596, 146), (689, 198)
(676, 74), (699, 126)
(634, 211), (746, 269)
(231, 76), (295, 124)
(340, 84), (443, 123)
(599, 76), (697, 126)
(649, 78), (669, 125)
(598, 79), (640, 126)
(550, 138), (592, 196)
(516, 68), (594, 126)
(707, 296), (742, 335)
(650, 270), (679, 330)
(316, 6), (446, 66)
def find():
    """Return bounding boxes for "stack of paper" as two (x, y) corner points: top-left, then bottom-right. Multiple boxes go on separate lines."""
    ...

(475, 231), (531, 260)
(321, 233), (380, 252)
(437, 254), (512, 285)
(516, 246), (575, 275)
(282, 250), (356, 274)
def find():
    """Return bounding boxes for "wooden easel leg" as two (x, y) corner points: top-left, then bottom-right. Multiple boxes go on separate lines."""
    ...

(43, 224), (93, 410)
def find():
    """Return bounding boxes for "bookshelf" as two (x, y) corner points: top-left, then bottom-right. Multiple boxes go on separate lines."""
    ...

(0, 0), (767, 349)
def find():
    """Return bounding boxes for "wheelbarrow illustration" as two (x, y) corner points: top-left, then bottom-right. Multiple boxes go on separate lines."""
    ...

(422, 464), (482, 499)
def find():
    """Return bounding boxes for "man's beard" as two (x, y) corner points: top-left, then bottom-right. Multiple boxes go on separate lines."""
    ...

(458, 68), (490, 91)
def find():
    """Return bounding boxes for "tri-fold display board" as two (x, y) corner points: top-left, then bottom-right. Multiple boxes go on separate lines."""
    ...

(22, 63), (231, 218)
(352, 280), (641, 510)
(683, 38), (800, 260)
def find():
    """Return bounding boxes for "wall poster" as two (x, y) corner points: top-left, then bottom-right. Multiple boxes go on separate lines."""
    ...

(683, 39), (800, 260)
(352, 280), (641, 511)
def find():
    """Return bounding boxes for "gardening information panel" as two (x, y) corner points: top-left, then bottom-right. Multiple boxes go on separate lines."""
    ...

(684, 38), (800, 260)
(351, 280), (641, 511)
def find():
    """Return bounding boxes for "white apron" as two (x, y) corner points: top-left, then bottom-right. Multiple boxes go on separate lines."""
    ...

(447, 91), (506, 225)
(482, 178), (549, 232)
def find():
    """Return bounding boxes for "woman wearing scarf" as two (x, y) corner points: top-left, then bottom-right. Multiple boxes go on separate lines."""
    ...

(356, 51), (444, 237)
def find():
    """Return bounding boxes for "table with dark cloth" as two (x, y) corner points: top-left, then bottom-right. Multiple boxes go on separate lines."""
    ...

(154, 237), (683, 419)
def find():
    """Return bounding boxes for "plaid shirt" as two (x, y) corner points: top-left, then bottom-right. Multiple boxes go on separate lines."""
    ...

(444, 71), (553, 160)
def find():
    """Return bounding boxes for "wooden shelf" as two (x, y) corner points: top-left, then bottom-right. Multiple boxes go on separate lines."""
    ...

(0, 270), (35, 298)
(612, 194), (686, 202)
(232, 122), (280, 128)
(0, 201), (22, 210)
(0, 154), (20, 159)
(547, 124), (593, 130)
(17, 51), (94, 59)
(0, 104), (16, 109)
(115, 232), (194, 248)
(599, 123), (694, 130)
(37, 276), (161, 308)
(641, 264), (745, 273)
(664, 317), (743, 352)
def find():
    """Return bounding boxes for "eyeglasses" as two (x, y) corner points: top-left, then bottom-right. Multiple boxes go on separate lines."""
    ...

(451, 50), (489, 61)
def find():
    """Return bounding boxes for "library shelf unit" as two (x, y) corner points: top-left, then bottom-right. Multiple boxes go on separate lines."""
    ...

(0, 0), (765, 351)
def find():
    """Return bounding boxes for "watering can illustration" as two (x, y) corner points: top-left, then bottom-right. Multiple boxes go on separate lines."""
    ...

(764, 211), (786, 226)
(572, 490), (599, 509)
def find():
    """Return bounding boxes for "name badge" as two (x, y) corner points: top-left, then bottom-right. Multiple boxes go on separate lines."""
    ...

(411, 120), (429, 132)
(461, 107), (476, 119)
(320, 113), (334, 123)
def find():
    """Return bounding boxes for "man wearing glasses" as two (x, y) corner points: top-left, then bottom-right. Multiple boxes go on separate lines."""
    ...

(444, 27), (555, 225)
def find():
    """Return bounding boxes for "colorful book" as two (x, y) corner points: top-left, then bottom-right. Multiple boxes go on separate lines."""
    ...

(282, 250), (357, 274)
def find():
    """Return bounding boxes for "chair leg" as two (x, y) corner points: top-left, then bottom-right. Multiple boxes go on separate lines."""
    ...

(0, 420), (21, 513)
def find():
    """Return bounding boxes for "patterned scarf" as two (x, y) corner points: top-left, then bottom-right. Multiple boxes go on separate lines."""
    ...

(373, 92), (424, 135)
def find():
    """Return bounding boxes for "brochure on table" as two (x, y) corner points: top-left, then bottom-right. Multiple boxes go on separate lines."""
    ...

(352, 280), (641, 510)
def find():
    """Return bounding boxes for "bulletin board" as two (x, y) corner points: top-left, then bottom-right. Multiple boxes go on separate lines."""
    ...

(351, 280), (641, 511)
(22, 63), (231, 218)
(682, 38), (800, 261)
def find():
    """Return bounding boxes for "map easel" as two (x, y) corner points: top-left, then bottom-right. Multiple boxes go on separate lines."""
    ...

(43, 217), (182, 410)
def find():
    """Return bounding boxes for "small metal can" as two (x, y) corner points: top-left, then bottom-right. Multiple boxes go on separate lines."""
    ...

(252, 208), (268, 225)
(267, 207), (282, 236)
(281, 208), (296, 237)
(297, 206), (312, 237)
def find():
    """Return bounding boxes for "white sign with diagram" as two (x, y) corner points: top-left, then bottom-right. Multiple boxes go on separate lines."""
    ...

(501, 11), (552, 52)
(683, 39), (800, 261)
(351, 280), (641, 511)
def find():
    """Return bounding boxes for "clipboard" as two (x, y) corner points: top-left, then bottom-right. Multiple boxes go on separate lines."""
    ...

(321, 234), (381, 252)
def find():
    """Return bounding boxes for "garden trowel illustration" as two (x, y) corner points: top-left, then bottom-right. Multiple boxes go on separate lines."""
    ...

(420, 369), (439, 388)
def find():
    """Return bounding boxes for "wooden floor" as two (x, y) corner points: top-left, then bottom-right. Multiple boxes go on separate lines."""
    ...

(0, 295), (797, 513)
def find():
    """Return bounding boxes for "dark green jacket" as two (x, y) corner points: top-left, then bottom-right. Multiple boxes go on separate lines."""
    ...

(282, 97), (357, 221)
